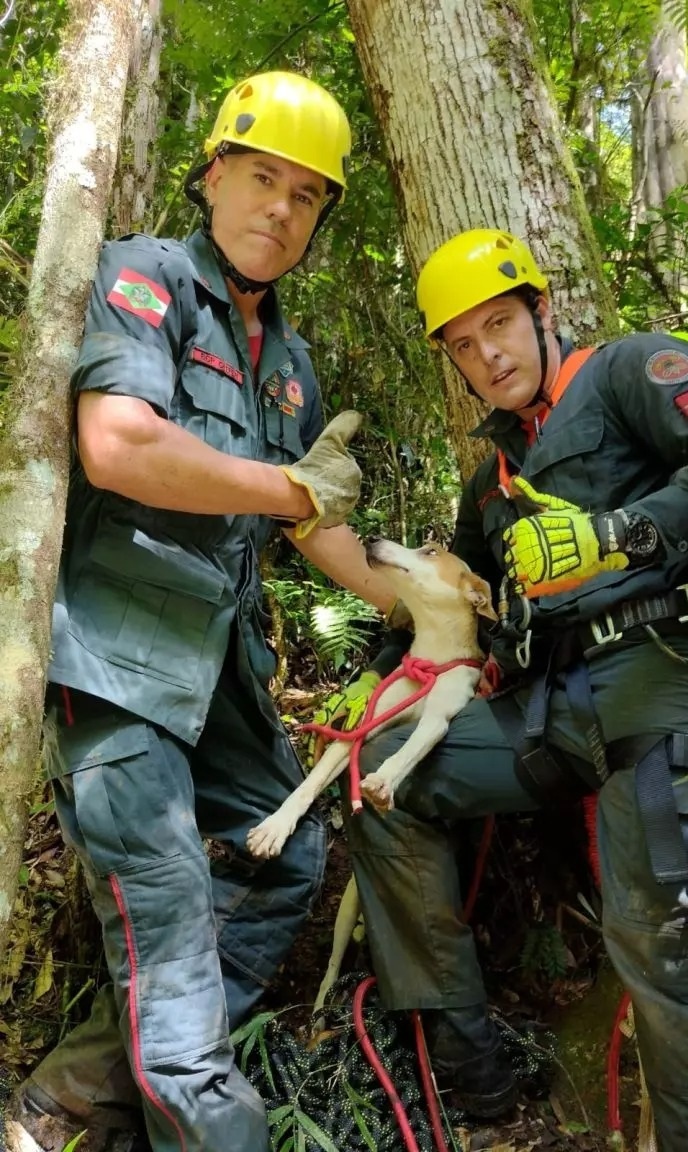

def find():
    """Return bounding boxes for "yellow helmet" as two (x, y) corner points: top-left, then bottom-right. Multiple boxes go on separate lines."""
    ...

(417, 229), (548, 338)
(204, 71), (351, 192)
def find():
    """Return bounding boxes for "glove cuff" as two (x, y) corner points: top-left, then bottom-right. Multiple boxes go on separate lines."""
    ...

(593, 510), (628, 558)
(385, 598), (414, 631)
(280, 467), (324, 539)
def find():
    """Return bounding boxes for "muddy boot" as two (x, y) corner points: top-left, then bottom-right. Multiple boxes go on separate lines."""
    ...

(7, 1083), (150, 1152)
(423, 1005), (517, 1119)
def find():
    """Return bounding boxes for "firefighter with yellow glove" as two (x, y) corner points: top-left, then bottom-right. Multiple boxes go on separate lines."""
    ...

(340, 228), (688, 1148)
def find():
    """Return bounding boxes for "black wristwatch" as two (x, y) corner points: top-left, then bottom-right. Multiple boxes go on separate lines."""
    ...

(595, 509), (660, 566)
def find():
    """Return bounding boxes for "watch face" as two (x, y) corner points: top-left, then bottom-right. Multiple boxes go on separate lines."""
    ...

(629, 518), (658, 557)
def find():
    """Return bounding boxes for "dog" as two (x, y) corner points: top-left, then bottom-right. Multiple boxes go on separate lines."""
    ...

(247, 538), (497, 855)
(246, 539), (496, 1019)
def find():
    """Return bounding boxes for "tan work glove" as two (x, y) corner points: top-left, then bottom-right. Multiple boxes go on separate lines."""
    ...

(281, 411), (363, 539)
(385, 599), (414, 631)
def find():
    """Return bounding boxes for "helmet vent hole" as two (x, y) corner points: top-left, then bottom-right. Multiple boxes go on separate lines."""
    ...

(235, 113), (256, 135)
(236, 83), (253, 100)
(495, 238), (509, 249)
(498, 260), (518, 279)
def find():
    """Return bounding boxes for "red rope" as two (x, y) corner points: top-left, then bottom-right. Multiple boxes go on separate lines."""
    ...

(303, 652), (482, 811)
(352, 977), (423, 1152)
(583, 791), (630, 1137)
(412, 1010), (450, 1152)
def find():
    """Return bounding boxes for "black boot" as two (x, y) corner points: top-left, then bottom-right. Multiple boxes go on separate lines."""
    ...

(8, 1083), (151, 1152)
(423, 1005), (517, 1119)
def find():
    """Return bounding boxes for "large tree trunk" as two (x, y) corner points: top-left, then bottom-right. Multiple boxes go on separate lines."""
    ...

(346, 0), (618, 477)
(112, 0), (162, 235)
(0, 0), (140, 961)
(631, 2), (688, 308)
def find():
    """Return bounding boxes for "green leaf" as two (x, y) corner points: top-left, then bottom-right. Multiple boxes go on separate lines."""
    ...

(294, 1109), (341, 1152)
(61, 1132), (87, 1152)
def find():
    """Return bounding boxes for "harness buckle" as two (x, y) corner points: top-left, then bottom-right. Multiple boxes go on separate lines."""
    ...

(590, 613), (623, 646)
(516, 629), (532, 669)
(677, 583), (688, 624)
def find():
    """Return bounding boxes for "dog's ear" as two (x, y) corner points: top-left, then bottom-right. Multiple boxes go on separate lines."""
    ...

(462, 572), (498, 621)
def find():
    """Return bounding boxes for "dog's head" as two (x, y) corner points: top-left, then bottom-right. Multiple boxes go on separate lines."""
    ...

(365, 538), (497, 623)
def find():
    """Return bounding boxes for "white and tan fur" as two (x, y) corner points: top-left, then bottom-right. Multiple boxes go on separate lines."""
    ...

(246, 538), (497, 861)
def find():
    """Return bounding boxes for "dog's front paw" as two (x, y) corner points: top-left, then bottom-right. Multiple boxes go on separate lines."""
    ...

(246, 816), (290, 859)
(360, 772), (395, 812)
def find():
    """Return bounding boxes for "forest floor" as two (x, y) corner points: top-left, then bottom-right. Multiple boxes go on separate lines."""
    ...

(0, 680), (645, 1152)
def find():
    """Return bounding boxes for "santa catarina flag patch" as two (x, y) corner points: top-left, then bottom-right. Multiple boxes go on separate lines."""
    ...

(106, 268), (171, 328)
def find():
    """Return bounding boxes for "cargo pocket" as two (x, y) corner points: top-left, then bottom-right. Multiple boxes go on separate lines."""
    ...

(179, 363), (251, 456)
(263, 401), (305, 464)
(69, 527), (226, 689)
(56, 722), (150, 877)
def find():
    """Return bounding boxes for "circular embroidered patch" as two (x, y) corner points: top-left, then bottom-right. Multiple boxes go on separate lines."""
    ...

(645, 349), (688, 385)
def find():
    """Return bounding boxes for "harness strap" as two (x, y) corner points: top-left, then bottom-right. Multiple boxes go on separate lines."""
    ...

(489, 653), (688, 884)
(635, 738), (688, 884)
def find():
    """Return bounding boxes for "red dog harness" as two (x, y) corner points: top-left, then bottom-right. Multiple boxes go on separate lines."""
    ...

(304, 651), (483, 811)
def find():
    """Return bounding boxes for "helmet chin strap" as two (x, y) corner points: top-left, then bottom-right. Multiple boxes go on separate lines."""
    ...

(529, 305), (550, 407)
(204, 227), (273, 295)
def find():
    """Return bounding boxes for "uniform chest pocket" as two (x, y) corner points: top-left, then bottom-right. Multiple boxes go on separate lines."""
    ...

(69, 527), (227, 689)
(178, 365), (253, 458)
(263, 401), (305, 463)
(524, 413), (605, 499)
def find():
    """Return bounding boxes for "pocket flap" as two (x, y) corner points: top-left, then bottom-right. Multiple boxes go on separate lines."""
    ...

(182, 366), (247, 425)
(90, 528), (226, 603)
(58, 719), (149, 776)
(263, 404), (304, 459)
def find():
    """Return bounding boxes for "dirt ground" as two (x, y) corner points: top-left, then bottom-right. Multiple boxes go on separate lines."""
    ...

(264, 809), (643, 1152)
(0, 686), (645, 1152)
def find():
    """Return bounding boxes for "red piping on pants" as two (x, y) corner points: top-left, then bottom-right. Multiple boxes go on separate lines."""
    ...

(109, 874), (188, 1152)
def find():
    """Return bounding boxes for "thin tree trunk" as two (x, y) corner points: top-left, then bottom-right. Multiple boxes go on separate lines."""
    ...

(346, 0), (618, 476)
(112, 0), (162, 234)
(0, 0), (140, 961)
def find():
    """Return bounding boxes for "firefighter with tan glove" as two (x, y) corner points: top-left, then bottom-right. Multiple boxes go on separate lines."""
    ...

(10, 73), (396, 1152)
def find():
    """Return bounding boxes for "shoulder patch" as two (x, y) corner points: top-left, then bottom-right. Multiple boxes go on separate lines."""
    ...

(106, 267), (171, 328)
(645, 348), (688, 386)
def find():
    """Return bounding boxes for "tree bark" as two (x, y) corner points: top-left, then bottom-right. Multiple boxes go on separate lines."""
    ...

(112, 0), (162, 234)
(0, 0), (140, 961)
(631, 2), (688, 306)
(346, 0), (618, 476)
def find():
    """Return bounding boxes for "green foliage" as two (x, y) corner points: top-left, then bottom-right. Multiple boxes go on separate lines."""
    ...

(521, 922), (570, 980)
(264, 565), (379, 673)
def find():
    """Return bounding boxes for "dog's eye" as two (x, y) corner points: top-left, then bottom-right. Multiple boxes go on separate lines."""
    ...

(424, 547), (438, 557)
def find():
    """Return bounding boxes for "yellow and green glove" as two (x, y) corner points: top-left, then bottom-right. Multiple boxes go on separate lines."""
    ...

(281, 411), (363, 539)
(503, 476), (629, 598)
(306, 670), (381, 767)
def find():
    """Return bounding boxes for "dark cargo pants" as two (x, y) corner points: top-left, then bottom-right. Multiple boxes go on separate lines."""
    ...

(31, 673), (326, 1152)
(347, 634), (688, 1152)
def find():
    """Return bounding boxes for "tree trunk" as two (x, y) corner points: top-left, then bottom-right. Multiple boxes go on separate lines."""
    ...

(632, 2), (688, 307)
(0, 0), (140, 961)
(112, 0), (162, 234)
(346, 0), (618, 477)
